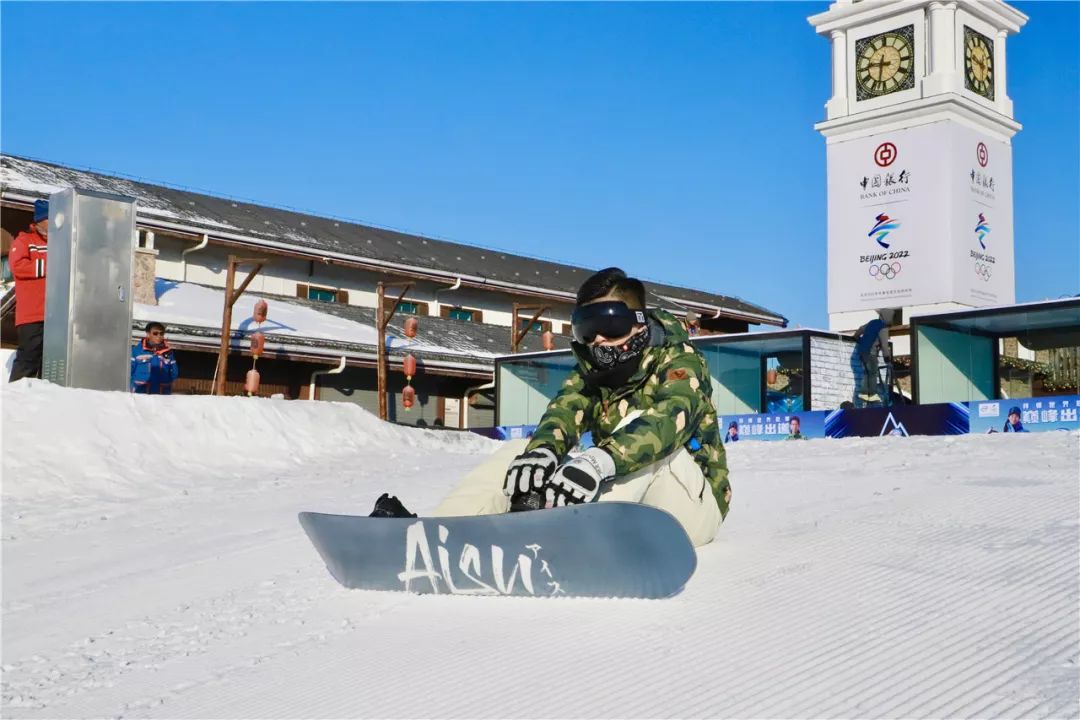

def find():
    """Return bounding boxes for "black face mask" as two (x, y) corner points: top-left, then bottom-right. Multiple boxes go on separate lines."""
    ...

(579, 325), (650, 388)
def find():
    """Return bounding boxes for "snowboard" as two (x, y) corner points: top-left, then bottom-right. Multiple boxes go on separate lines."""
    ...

(298, 502), (697, 599)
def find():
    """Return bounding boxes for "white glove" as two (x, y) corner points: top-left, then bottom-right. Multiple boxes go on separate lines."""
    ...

(545, 448), (616, 507)
(503, 447), (559, 502)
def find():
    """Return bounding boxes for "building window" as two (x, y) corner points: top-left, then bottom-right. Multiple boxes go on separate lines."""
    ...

(295, 283), (349, 304)
(396, 300), (430, 316)
(517, 318), (552, 333)
(309, 286), (337, 303)
(441, 305), (484, 323)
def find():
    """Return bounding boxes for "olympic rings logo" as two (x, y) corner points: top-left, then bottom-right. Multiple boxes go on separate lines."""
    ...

(975, 262), (993, 281)
(868, 262), (902, 280)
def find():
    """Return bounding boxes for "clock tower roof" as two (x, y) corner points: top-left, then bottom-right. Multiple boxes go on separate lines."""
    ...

(809, 0), (1027, 37)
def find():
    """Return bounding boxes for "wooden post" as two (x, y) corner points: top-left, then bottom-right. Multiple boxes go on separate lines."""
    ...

(213, 255), (268, 396)
(376, 281), (413, 420)
(511, 303), (549, 353)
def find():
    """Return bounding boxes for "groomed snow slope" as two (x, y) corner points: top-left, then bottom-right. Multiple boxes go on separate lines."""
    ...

(2, 382), (1077, 719)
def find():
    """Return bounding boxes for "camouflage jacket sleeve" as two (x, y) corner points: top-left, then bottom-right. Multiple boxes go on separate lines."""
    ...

(598, 352), (710, 476)
(524, 369), (596, 459)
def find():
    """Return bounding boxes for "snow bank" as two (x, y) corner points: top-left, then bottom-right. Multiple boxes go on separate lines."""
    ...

(1, 380), (494, 506)
(1, 348), (13, 384)
(1, 382), (1077, 718)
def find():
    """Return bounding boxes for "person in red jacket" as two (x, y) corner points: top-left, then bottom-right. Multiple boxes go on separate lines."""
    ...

(8, 199), (49, 382)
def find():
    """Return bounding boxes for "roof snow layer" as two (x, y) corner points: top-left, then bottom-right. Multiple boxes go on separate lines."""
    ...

(2, 381), (1077, 718)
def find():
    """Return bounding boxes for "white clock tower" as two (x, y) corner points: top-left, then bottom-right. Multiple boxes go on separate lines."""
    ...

(809, 0), (1027, 338)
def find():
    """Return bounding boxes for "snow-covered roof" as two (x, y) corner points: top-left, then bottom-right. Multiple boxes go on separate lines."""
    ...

(136, 279), (567, 368)
(1, 153), (787, 326)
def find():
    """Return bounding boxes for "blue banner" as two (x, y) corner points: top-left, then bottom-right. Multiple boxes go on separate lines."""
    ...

(474, 396), (1079, 444)
(823, 403), (970, 438)
(470, 425), (538, 441)
(716, 412), (829, 442)
(968, 395), (1080, 434)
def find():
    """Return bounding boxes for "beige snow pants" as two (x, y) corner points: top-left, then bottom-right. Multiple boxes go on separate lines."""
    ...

(433, 439), (722, 547)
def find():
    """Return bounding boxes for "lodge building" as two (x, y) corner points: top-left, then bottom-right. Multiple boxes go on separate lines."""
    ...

(1, 154), (786, 427)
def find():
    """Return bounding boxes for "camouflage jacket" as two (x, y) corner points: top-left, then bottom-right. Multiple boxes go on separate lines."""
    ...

(524, 309), (731, 519)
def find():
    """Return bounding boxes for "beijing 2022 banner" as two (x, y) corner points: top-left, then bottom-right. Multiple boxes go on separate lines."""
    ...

(968, 395), (1080, 434)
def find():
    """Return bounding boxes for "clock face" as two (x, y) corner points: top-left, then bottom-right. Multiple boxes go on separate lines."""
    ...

(964, 26), (995, 100)
(855, 25), (916, 101)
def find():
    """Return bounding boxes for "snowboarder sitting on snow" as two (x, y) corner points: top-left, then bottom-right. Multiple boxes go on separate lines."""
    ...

(131, 322), (179, 394)
(372, 267), (731, 547)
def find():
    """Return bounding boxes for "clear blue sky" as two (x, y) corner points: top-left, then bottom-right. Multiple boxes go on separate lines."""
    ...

(2, 2), (1076, 327)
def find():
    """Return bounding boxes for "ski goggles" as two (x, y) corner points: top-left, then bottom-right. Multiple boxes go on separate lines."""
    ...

(570, 302), (647, 344)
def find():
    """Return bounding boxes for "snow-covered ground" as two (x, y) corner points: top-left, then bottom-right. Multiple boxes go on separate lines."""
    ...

(2, 381), (1077, 719)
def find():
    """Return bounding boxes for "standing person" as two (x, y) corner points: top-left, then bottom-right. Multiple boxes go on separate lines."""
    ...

(684, 310), (702, 337)
(371, 267), (731, 547)
(131, 322), (179, 394)
(8, 199), (49, 382)
(855, 312), (893, 405)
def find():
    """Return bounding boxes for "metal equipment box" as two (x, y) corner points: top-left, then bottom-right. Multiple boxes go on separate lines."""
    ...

(42, 188), (137, 391)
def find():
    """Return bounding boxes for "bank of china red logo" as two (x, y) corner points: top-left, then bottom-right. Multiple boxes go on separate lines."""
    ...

(874, 142), (897, 167)
(977, 142), (988, 167)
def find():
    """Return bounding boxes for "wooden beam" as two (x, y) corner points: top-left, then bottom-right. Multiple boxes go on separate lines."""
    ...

(212, 256), (268, 395)
(376, 281), (413, 420)
(212, 256), (238, 395)
(512, 303), (548, 353)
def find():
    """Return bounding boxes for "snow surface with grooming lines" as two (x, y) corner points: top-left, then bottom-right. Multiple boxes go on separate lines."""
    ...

(2, 380), (1077, 719)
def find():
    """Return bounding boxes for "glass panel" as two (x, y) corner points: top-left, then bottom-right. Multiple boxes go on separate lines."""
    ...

(693, 337), (807, 414)
(449, 308), (475, 322)
(916, 325), (994, 402)
(497, 354), (578, 425)
(397, 301), (419, 314)
(765, 350), (804, 413)
(308, 287), (337, 303)
(1000, 333), (1079, 397)
(517, 319), (544, 332)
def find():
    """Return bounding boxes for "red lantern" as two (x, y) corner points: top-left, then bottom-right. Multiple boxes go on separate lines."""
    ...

(404, 317), (419, 338)
(767, 369), (778, 385)
(542, 330), (555, 351)
(253, 299), (268, 323)
(244, 368), (261, 395)
(402, 385), (416, 410)
(249, 331), (266, 358)
(403, 353), (417, 381)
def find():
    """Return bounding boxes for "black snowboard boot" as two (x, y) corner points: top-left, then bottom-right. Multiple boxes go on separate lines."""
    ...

(369, 493), (417, 519)
(509, 490), (545, 513)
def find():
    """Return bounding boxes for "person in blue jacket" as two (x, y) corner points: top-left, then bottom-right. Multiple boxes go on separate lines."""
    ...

(1003, 406), (1027, 433)
(131, 322), (179, 394)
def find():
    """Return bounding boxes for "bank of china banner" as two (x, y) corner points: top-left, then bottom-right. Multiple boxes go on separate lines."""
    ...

(827, 121), (1015, 314)
(950, 123), (1016, 307)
